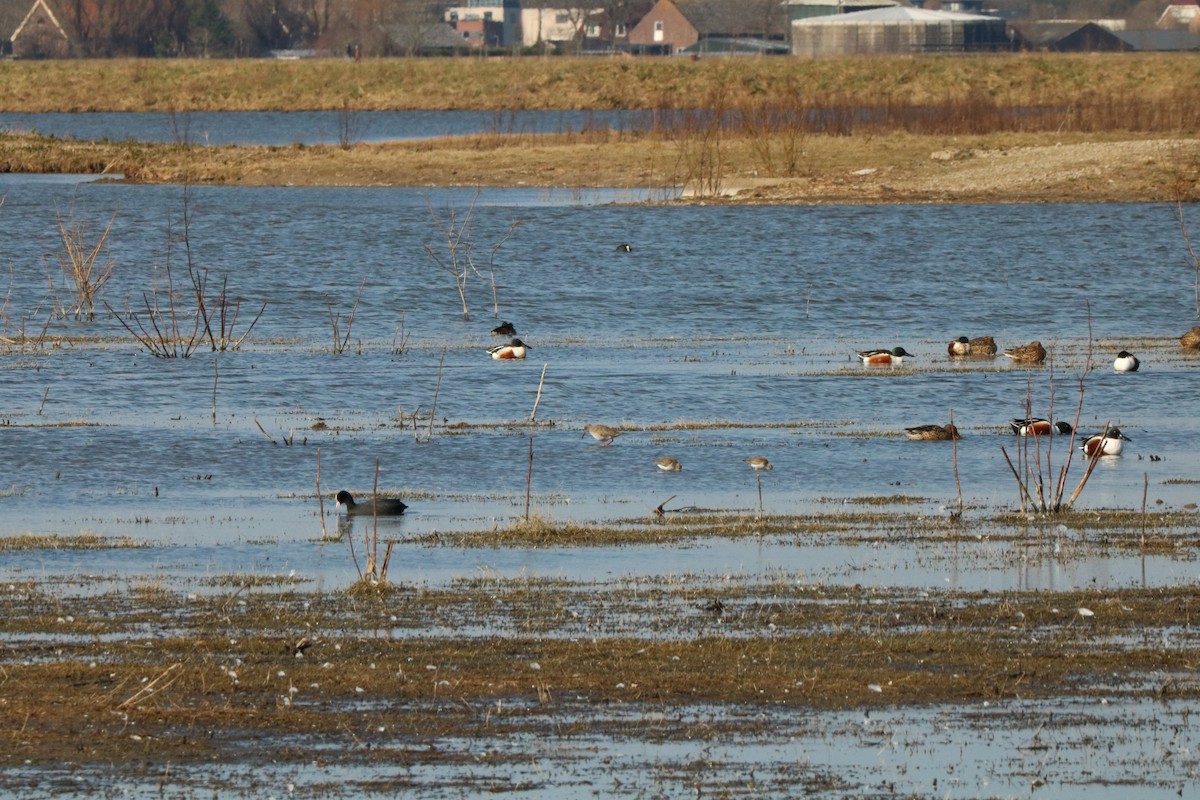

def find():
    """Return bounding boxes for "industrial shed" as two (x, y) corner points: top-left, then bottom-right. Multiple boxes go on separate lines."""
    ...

(791, 6), (1010, 56)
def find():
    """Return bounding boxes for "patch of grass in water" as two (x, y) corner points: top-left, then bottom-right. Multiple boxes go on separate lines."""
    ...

(0, 532), (148, 551)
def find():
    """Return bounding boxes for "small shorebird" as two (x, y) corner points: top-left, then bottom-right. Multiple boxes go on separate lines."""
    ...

(1113, 350), (1140, 372)
(1003, 341), (1047, 364)
(655, 456), (682, 472)
(1181, 326), (1200, 349)
(583, 424), (621, 446)
(490, 321), (516, 337)
(487, 338), (530, 360)
(744, 456), (773, 471)
(1081, 428), (1131, 457)
(1009, 418), (1073, 436)
(968, 336), (998, 356)
(947, 336), (971, 356)
(335, 490), (408, 516)
(905, 424), (961, 441)
(857, 347), (914, 366)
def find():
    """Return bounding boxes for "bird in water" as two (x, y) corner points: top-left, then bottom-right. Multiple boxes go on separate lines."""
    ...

(905, 424), (962, 441)
(490, 321), (516, 337)
(1003, 341), (1047, 364)
(947, 336), (971, 356)
(1009, 418), (1073, 436)
(615, 243), (632, 252)
(335, 490), (408, 516)
(1113, 350), (1140, 372)
(655, 456), (682, 472)
(583, 424), (621, 446)
(858, 347), (914, 366)
(1080, 428), (1131, 457)
(487, 338), (530, 360)
(744, 455), (773, 471)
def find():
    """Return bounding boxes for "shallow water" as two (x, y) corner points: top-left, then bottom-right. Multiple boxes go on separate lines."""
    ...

(0, 109), (656, 145)
(0, 174), (1198, 591)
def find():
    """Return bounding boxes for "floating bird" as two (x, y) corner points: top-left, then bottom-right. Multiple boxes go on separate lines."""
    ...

(968, 336), (998, 356)
(1080, 428), (1131, 457)
(1003, 341), (1047, 364)
(335, 490), (408, 516)
(490, 321), (516, 337)
(1113, 350), (1140, 372)
(583, 424), (621, 446)
(615, 243), (632, 252)
(857, 347), (914, 366)
(744, 456), (773, 471)
(1181, 326), (1200, 349)
(1009, 418), (1073, 436)
(487, 337), (530, 360)
(947, 336), (971, 356)
(655, 456), (682, 472)
(905, 424), (961, 441)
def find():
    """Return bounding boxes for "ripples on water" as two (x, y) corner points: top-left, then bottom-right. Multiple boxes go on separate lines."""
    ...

(0, 173), (1197, 590)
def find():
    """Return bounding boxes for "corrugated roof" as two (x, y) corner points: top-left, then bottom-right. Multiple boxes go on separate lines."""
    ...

(792, 6), (999, 24)
(1112, 28), (1200, 50)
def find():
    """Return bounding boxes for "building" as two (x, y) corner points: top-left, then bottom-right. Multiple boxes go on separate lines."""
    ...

(784, 0), (899, 23)
(445, 2), (602, 48)
(627, 0), (785, 54)
(1157, 0), (1200, 29)
(791, 6), (1009, 56)
(10, 0), (69, 58)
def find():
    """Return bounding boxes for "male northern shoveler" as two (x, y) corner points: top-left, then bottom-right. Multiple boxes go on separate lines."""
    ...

(1113, 350), (1140, 372)
(615, 243), (632, 252)
(1080, 428), (1131, 457)
(905, 424), (961, 441)
(490, 321), (516, 337)
(583, 424), (621, 446)
(1009, 418), (1073, 436)
(968, 336), (998, 356)
(655, 456), (682, 472)
(858, 347), (914, 365)
(335, 490), (408, 516)
(744, 456), (773, 471)
(487, 338), (530, 360)
(1181, 326), (1200, 349)
(947, 336), (971, 356)
(1003, 341), (1047, 364)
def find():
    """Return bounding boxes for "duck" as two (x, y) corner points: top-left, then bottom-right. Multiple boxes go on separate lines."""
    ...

(487, 338), (530, 360)
(615, 243), (632, 253)
(1080, 428), (1131, 457)
(968, 336), (998, 356)
(1003, 341), (1047, 364)
(1009, 418), (1073, 436)
(655, 456), (682, 472)
(583, 424), (621, 446)
(905, 424), (961, 441)
(1113, 350), (1140, 372)
(335, 490), (408, 516)
(947, 336), (971, 356)
(1181, 326), (1200, 349)
(857, 347), (914, 366)
(744, 456), (773, 471)
(490, 321), (516, 337)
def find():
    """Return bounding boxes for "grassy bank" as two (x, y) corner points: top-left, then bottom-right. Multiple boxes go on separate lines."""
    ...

(1, 54), (1199, 119)
(2, 55), (1199, 201)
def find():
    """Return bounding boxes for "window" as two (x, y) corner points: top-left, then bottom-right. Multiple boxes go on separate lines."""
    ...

(654, 21), (664, 32)
(615, 23), (626, 36)
(556, 13), (569, 24)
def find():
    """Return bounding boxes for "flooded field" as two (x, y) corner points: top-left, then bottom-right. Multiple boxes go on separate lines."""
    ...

(1, 172), (1199, 796)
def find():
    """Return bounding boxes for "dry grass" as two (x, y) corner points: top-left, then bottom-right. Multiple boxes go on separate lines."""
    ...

(2, 55), (1200, 113)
